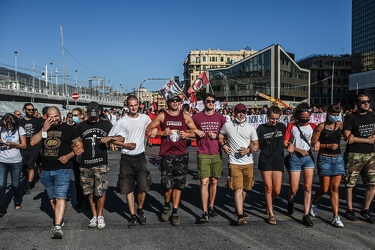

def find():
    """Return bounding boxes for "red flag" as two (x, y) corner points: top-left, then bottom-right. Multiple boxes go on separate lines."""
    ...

(188, 72), (209, 94)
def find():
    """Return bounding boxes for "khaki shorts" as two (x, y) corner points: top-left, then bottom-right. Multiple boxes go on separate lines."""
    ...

(80, 165), (110, 197)
(227, 163), (254, 191)
(344, 152), (375, 187)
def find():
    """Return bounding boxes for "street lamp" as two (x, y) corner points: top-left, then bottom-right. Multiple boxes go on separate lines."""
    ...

(218, 72), (228, 105)
(55, 68), (58, 95)
(50, 62), (53, 94)
(138, 78), (169, 103)
(75, 70), (78, 92)
(14, 51), (18, 88)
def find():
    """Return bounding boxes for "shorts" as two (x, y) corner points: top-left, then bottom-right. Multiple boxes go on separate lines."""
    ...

(289, 153), (315, 172)
(317, 154), (345, 176)
(80, 165), (110, 197)
(227, 163), (254, 191)
(344, 152), (375, 187)
(160, 154), (188, 190)
(21, 149), (40, 169)
(40, 168), (71, 200)
(197, 154), (223, 179)
(118, 153), (152, 195)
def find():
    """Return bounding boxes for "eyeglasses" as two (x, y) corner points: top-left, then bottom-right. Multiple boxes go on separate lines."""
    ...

(205, 100), (215, 104)
(359, 100), (371, 104)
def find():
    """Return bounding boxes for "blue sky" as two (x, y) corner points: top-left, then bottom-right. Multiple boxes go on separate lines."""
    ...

(0, 0), (351, 93)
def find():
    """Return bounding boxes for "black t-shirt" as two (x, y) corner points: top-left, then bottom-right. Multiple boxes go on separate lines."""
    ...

(41, 123), (80, 170)
(256, 122), (286, 171)
(343, 111), (375, 153)
(19, 117), (44, 151)
(76, 119), (112, 168)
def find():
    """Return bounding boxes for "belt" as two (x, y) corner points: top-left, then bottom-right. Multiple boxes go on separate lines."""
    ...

(121, 152), (145, 158)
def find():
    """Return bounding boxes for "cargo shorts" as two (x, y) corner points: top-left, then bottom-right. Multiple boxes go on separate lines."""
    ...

(344, 152), (375, 187)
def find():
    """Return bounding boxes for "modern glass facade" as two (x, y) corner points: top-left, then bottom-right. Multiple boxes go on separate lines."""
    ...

(208, 44), (309, 107)
(352, 0), (375, 73)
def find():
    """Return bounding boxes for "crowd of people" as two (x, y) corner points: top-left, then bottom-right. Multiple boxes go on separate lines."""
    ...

(0, 93), (374, 239)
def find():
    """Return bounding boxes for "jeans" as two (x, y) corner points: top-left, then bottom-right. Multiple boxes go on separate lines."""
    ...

(40, 169), (71, 200)
(0, 161), (23, 212)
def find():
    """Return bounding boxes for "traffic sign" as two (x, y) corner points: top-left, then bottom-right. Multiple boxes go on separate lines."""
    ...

(72, 92), (79, 100)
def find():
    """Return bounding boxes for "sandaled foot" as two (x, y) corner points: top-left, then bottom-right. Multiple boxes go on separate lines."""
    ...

(267, 216), (276, 225)
(14, 203), (21, 210)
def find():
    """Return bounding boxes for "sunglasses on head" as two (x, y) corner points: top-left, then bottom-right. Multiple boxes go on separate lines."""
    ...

(205, 100), (215, 104)
(359, 100), (371, 104)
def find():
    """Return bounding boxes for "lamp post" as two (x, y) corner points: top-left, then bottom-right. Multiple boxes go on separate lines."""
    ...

(50, 62), (53, 94)
(218, 72), (228, 105)
(14, 50), (18, 88)
(75, 70), (78, 92)
(138, 78), (169, 104)
(55, 68), (58, 95)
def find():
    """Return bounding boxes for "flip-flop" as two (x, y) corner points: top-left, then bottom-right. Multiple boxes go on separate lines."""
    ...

(14, 203), (21, 210)
(267, 216), (276, 225)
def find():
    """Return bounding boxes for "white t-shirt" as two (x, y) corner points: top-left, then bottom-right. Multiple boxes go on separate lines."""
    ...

(107, 113), (117, 125)
(220, 120), (258, 165)
(108, 114), (151, 155)
(0, 127), (26, 163)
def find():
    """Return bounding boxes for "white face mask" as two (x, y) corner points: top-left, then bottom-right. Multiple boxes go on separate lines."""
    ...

(235, 117), (246, 124)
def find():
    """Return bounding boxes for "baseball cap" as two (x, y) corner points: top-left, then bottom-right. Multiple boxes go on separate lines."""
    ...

(87, 102), (101, 117)
(167, 94), (182, 102)
(234, 103), (247, 112)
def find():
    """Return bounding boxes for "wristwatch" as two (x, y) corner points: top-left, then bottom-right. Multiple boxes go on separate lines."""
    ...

(42, 129), (48, 139)
(216, 133), (220, 140)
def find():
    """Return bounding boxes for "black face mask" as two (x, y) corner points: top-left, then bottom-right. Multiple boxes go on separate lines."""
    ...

(298, 118), (309, 124)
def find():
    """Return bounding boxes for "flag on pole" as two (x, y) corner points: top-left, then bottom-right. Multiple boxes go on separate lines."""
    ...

(188, 72), (209, 95)
(159, 78), (183, 100)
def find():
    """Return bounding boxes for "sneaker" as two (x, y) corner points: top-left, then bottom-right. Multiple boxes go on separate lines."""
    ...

(97, 216), (105, 229)
(25, 187), (32, 195)
(208, 206), (218, 218)
(51, 225), (63, 239)
(199, 212), (210, 222)
(170, 213), (180, 226)
(310, 203), (318, 217)
(161, 205), (170, 222)
(345, 209), (358, 221)
(234, 210), (249, 218)
(88, 217), (97, 228)
(360, 209), (375, 224)
(237, 215), (247, 225)
(128, 215), (137, 229)
(302, 214), (314, 227)
(287, 201), (294, 216)
(331, 216), (344, 228)
(137, 210), (147, 225)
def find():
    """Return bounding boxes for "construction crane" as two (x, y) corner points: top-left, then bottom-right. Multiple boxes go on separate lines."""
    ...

(255, 91), (290, 109)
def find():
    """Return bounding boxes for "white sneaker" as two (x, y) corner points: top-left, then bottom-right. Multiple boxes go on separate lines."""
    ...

(88, 217), (97, 228)
(332, 216), (344, 228)
(51, 225), (63, 239)
(310, 203), (318, 217)
(97, 216), (105, 229)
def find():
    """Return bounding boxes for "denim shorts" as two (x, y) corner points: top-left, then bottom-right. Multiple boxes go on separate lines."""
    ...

(317, 154), (345, 176)
(289, 153), (315, 172)
(40, 169), (71, 199)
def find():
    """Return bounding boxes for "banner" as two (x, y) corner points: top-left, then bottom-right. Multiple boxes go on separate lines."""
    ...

(159, 78), (182, 100)
(245, 114), (327, 129)
(188, 72), (209, 94)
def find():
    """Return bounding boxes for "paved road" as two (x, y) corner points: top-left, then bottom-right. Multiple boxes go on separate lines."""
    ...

(0, 144), (374, 250)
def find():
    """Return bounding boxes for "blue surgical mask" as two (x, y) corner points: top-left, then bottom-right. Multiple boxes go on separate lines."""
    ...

(328, 114), (339, 123)
(72, 117), (80, 124)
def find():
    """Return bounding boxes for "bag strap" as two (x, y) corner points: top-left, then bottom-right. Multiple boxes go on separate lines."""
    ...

(296, 124), (315, 163)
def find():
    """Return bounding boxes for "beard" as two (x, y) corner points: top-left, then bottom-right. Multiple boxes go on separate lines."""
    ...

(25, 112), (33, 118)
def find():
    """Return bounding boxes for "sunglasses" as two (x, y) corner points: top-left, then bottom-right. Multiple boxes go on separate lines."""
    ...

(205, 100), (215, 104)
(15, 113), (21, 116)
(170, 99), (181, 103)
(359, 100), (371, 104)
(25, 109), (34, 111)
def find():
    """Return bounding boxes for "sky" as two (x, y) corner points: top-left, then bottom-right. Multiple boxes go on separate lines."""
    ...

(0, 0), (352, 93)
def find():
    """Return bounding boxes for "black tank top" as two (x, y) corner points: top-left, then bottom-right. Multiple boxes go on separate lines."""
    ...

(319, 122), (341, 155)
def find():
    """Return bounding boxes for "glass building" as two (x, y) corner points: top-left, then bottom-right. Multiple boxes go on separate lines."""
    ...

(208, 44), (310, 107)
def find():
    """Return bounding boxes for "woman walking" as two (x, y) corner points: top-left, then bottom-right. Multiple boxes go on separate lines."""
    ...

(0, 113), (26, 216)
(310, 104), (344, 227)
(257, 106), (286, 225)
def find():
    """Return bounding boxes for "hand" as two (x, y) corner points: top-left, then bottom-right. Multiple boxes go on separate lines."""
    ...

(312, 141), (320, 151)
(367, 135), (375, 144)
(125, 142), (136, 150)
(43, 117), (54, 131)
(328, 143), (339, 150)
(179, 131), (187, 140)
(222, 145), (231, 155)
(148, 128), (158, 138)
(194, 130), (205, 138)
(299, 150), (309, 157)
(163, 127), (171, 136)
(100, 136), (113, 145)
(58, 155), (69, 164)
(287, 143), (295, 153)
(73, 147), (84, 155)
(238, 147), (250, 156)
(207, 132), (217, 140)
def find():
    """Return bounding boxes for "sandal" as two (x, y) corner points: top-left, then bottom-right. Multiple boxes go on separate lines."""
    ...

(267, 216), (276, 225)
(14, 203), (21, 210)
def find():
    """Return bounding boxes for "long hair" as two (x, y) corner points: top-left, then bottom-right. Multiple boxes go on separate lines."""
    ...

(292, 102), (311, 121)
(0, 113), (20, 131)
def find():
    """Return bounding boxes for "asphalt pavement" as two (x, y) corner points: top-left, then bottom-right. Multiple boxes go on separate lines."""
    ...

(0, 143), (374, 250)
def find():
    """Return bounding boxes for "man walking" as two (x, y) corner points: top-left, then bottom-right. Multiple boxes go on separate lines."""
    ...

(193, 94), (226, 222)
(146, 94), (197, 226)
(19, 103), (44, 194)
(31, 106), (82, 239)
(219, 103), (259, 225)
(343, 94), (375, 223)
(108, 96), (153, 229)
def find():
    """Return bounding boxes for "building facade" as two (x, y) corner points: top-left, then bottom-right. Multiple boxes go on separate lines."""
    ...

(207, 44), (310, 108)
(183, 47), (257, 86)
(297, 54), (356, 108)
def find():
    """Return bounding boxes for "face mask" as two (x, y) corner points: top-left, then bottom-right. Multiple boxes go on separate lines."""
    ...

(235, 117), (246, 124)
(328, 115), (339, 123)
(72, 117), (80, 124)
(298, 118), (309, 124)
